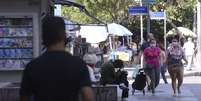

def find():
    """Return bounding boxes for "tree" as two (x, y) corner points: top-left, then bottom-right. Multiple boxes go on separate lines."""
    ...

(62, 0), (143, 43)
(62, 0), (134, 24)
(149, 0), (197, 42)
(62, 0), (197, 43)
(153, 0), (197, 29)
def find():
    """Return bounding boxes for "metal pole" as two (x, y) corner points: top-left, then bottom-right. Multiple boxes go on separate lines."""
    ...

(123, 37), (125, 46)
(127, 36), (130, 45)
(197, 0), (201, 71)
(130, 36), (132, 44)
(140, 0), (144, 68)
(164, 11), (167, 50)
(147, 1), (151, 35)
(140, 0), (144, 44)
(193, 7), (197, 34)
(109, 36), (113, 50)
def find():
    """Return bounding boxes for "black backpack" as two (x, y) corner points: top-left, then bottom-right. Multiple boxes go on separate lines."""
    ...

(132, 69), (146, 90)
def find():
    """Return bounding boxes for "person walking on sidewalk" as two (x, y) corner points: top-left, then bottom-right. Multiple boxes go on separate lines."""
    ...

(144, 39), (161, 95)
(167, 38), (188, 96)
(159, 45), (168, 84)
(20, 16), (94, 101)
(183, 37), (195, 71)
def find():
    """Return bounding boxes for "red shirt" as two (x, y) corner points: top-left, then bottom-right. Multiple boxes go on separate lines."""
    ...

(144, 47), (161, 68)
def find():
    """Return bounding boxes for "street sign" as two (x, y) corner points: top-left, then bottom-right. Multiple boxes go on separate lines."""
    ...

(150, 12), (166, 20)
(142, 0), (156, 4)
(129, 6), (148, 15)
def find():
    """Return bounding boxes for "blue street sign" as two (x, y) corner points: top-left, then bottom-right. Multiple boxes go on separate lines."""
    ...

(142, 0), (156, 4)
(150, 12), (166, 20)
(129, 6), (148, 15)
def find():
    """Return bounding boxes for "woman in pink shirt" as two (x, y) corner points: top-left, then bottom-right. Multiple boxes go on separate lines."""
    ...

(144, 39), (161, 95)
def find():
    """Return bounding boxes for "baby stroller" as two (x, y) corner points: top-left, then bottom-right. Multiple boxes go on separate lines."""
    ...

(132, 69), (147, 95)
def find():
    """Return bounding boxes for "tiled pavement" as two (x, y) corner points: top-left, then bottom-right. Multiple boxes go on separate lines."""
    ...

(125, 66), (201, 80)
(0, 67), (200, 101)
(118, 76), (201, 101)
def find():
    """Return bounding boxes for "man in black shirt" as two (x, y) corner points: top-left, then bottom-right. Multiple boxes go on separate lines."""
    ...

(20, 16), (94, 101)
(138, 33), (155, 61)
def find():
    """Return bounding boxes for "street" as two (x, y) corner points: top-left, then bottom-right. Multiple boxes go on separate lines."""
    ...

(118, 76), (201, 101)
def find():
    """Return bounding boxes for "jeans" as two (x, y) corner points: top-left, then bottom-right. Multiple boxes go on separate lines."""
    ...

(161, 64), (168, 83)
(145, 67), (160, 93)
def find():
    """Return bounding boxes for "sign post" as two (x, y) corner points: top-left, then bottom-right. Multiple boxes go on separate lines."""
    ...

(129, 6), (149, 16)
(140, 3), (144, 45)
(142, 0), (156, 35)
(129, 6), (148, 44)
(129, 0), (156, 68)
(150, 11), (167, 49)
(129, 5), (149, 68)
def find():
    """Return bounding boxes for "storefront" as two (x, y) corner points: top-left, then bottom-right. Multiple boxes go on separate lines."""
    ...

(0, 0), (51, 82)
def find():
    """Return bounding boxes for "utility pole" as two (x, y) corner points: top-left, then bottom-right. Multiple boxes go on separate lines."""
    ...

(140, 0), (144, 69)
(147, 1), (151, 35)
(140, 0), (144, 45)
(164, 11), (167, 49)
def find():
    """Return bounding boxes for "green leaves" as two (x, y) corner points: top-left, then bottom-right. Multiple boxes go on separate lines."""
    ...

(62, 0), (133, 24)
(62, 0), (197, 43)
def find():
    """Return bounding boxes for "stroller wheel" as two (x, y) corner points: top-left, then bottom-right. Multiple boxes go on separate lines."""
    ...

(143, 89), (145, 95)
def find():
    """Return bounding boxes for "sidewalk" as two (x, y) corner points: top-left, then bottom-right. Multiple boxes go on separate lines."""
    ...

(182, 66), (201, 77)
(125, 65), (201, 80)
(118, 76), (201, 101)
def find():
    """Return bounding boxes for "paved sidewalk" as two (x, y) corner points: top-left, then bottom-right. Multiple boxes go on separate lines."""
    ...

(125, 66), (201, 80)
(118, 76), (201, 101)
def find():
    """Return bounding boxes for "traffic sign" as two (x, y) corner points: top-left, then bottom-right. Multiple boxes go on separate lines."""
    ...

(129, 6), (148, 15)
(142, 0), (156, 4)
(150, 12), (166, 20)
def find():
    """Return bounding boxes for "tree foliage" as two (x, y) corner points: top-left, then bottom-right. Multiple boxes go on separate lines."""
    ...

(62, 0), (134, 24)
(62, 0), (197, 43)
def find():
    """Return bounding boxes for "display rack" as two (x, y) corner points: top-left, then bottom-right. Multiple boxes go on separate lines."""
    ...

(0, 18), (33, 70)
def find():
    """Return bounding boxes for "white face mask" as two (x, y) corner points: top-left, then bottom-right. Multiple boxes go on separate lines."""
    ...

(172, 42), (178, 45)
(150, 44), (156, 47)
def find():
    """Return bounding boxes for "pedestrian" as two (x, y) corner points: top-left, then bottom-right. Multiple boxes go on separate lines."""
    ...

(100, 60), (117, 85)
(118, 70), (129, 101)
(114, 60), (129, 100)
(138, 33), (155, 89)
(100, 59), (129, 100)
(20, 16), (94, 101)
(159, 44), (168, 84)
(144, 38), (161, 95)
(83, 53), (100, 84)
(138, 33), (155, 56)
(167, 38), (188, 96)
(183, 37), (195, 70)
